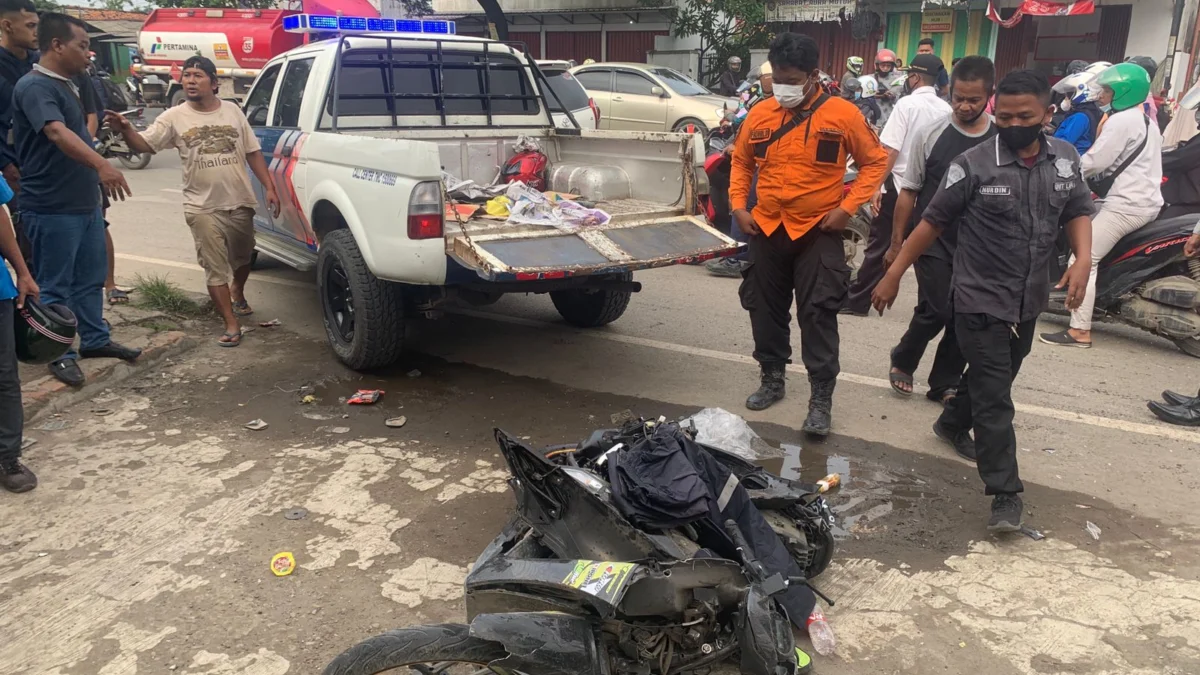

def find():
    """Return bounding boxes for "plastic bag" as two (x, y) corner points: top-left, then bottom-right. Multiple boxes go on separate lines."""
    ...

(513, 134), (543, 154)
(505, 181), (611, 231)
(485, 195), (512, 216)
(685, 407), (769, 461)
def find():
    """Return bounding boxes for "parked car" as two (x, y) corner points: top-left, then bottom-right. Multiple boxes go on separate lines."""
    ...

(536, 60), (599, 130)
(570, 62), (736, 135)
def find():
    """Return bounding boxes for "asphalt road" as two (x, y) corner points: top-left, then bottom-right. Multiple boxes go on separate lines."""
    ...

(74, 150), (1200, 674)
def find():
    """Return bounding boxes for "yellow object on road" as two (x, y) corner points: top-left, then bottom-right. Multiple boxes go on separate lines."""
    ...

(271, 552), (296, 576)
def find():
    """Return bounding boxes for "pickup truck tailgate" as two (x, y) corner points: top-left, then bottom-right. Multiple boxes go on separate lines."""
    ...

(446, 201), (741, 282)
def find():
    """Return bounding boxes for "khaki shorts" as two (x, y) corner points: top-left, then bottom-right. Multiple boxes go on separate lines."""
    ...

(185, 206), (256, 286)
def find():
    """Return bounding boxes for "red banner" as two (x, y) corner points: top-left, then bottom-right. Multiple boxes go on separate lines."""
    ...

(986, 0), (1095, 28)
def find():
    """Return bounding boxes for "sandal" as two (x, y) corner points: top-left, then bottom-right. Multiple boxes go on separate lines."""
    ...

(107, 288), (130, 305)
(217, 331), (242, 348)
(889, 369), (914, 397)
(928, 387), (957, 405)
(231, 300), (253, 316)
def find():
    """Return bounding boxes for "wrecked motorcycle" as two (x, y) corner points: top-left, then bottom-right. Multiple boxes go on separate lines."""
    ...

(323, 420), (837, 675)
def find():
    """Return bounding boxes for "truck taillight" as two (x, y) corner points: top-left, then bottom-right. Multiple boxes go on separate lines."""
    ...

(408, 181), (444, 240)
(589, 97), (600, 126)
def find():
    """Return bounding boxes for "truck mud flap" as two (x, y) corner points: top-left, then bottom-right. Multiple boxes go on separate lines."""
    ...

(448, 215), (742, 282)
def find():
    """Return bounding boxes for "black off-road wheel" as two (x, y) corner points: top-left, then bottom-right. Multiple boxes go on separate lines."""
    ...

(1174, 336), (1200, 358)
(317, 229), (404, 370)
(550, 274), (632, 328)
(323, 624), (508, 675)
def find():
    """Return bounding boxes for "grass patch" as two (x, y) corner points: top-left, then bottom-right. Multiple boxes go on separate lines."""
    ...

(133, 274), (207, 317)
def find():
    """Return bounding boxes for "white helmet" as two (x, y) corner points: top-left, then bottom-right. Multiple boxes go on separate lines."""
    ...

(857, 75), (878, 98)
(1083, 61), (1112, 76)
(1053, 70), (1101, 110)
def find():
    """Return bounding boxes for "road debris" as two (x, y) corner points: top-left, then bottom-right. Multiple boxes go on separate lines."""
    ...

(20, 437), (36, 450)
(284, 508), (308, 521)
(1019, 525), (1045, 541)
(303, 412), (333, 421)
(1043, 447), (1057, 455)
(244, 419), (269, 431)
(610, 409), (635, 425)
(386, 416), (407, 428)
(348, 389), (384, 405)
(407, 369), (421, 378)
(816, 473), (841, 493)
(301, 395), (316, 404)
(1085, 521), (1101, 540)
(330, 426), (350, 434)
(35, 419), (69, 431)
(258, 319), (282, 327)
(92, 408), (114, 417)
(270, 552), (296, 577)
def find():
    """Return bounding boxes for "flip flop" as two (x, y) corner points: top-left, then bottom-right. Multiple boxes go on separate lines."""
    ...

(217, 331), (242, 348)
(231, 300), (253, 316)
(889, 369), (914, 397)
(107, 288), (130, 304)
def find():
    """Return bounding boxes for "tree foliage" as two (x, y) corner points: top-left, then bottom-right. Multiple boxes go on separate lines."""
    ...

(670, 0), (771, 84)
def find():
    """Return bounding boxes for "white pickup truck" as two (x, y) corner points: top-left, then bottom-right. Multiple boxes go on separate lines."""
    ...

(240, 28), (740, 370)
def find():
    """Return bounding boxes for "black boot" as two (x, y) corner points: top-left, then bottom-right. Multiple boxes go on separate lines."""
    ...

(802, 377), (835, 436)
(746, 363), (786, 411)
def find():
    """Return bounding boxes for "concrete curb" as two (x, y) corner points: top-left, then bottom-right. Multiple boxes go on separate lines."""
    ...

(23, 331), (197, 423)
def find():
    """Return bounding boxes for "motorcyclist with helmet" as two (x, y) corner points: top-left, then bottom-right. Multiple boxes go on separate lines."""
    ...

(853, 75), (883, 128)
(841, 56), (864, 92)
(717, 55), (743, 97)
(1051, 62), (1109, 155)
(872, 49), (906, 127)
(1041, 62), (1164, 349)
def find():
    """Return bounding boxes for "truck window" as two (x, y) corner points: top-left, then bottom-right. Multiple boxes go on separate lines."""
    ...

(273, 57), (315, 127)
(244, 63), (281, 127)
(328, 48), (539, 122)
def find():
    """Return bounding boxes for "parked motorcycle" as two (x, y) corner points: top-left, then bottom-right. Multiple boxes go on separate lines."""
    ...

(97, 108), (152, 170)
(125, 75), (146, 107)
(323, 419), (837, 675)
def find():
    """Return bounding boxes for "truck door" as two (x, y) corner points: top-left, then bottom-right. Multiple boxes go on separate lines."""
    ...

(243, 62), (282, 234)
(264, 55), (317, 248)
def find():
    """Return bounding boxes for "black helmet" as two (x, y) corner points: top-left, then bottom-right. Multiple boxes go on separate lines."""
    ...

(1124, 55), (1157, 80)
(1066, 59), (1089, 75)
(14, 299), (77, 365)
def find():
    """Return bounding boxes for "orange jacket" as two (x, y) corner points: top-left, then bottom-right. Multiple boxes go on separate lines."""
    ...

(730, 90), (888, 240)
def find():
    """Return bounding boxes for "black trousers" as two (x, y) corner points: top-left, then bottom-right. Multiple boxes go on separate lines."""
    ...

(0, 301), (23, 463)
(938, 314), (1036, 495)
(846, 175), (897, 313)
(890, 255), (966, 397)
(739, 225), (848, 382)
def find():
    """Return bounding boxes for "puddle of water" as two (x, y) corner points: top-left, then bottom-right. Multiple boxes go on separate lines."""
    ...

(757, 440), (931, 539)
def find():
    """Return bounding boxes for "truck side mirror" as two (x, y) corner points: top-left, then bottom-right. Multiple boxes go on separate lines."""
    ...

(651, 86), (666, 98)
(246, 104), (268, 127)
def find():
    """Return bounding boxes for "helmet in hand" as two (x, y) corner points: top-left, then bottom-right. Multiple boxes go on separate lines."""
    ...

(14, 298), (77, 365)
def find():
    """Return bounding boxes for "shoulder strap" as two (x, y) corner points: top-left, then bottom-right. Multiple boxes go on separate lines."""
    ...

(754, 93), (830, 159)
(1104, 115), (1150, 185)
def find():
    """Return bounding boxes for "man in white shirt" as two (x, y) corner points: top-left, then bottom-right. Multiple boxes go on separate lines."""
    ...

(845, 53), (951, 315)
(1040, 62), (1162, 348)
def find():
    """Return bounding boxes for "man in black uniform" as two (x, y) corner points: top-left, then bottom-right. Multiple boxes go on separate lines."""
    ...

(872, 70), (1094, 531)
(885, 56), (997, 403)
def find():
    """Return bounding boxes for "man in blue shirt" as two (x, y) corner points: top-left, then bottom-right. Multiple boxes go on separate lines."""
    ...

(13, 13), (138, 387)
(0, 0), (40, 267)
(0, 176), (40, 492)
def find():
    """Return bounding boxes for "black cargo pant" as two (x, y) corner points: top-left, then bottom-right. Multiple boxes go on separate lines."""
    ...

(938, 314), (1036, 495)
(739, 225), (848, 382)
(846, 175), (897, 313)
(0, 301), (23, 464)
(890, 255), (966, 397)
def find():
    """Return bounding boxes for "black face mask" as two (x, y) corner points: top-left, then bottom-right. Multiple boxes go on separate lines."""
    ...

(997, 122), (1042, 151)
(957, 106), (987, 125)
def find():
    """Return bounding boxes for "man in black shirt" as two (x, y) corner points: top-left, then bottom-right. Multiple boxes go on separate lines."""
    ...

(872, 70), (1094, 532)
(885, 57), (997, 404)
(716, 56), (742, 97)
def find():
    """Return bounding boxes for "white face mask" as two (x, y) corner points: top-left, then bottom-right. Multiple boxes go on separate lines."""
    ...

(773, 80), (811, 108)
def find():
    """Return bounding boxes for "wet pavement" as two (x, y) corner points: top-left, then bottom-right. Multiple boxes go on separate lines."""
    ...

(3, 327), (1198, 674)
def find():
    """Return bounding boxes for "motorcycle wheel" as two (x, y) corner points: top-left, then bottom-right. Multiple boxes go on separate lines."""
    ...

(1173, 336), (1200, 358)
(843, 213), (870, 270)
(322, 623), (508, 675)
(118, 153), (152, 170)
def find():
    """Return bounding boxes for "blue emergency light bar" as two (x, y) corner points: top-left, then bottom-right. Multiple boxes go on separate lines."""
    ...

(282, 13), (456, 35)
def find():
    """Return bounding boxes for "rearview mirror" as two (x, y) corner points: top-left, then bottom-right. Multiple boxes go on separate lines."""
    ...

(651, 85), (666, 97)
(246, 104), (268, 127)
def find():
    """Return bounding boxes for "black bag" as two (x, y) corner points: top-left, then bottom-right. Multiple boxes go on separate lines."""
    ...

(1087, 116), (1149, 199)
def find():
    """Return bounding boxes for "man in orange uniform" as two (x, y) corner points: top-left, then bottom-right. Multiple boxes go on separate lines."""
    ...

(730, 32), (888, 436)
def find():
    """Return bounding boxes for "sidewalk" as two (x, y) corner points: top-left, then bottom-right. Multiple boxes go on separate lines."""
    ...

(20, 302), (195, 421)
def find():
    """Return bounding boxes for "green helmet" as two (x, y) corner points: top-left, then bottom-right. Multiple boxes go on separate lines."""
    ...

(1095, 62), (1150, 112)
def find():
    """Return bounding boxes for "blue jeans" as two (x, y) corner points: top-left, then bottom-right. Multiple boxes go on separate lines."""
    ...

(22, 209), (110, 359)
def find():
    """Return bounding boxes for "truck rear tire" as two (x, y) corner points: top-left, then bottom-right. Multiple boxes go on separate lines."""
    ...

(169, 89), (186, 107)
(550, 274), (632, 327)
(317, 229), (404, 370)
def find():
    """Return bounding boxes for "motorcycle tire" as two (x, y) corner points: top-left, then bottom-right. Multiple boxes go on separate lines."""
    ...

(323, 623), (507, 675)
(118, 153), (152, 170)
